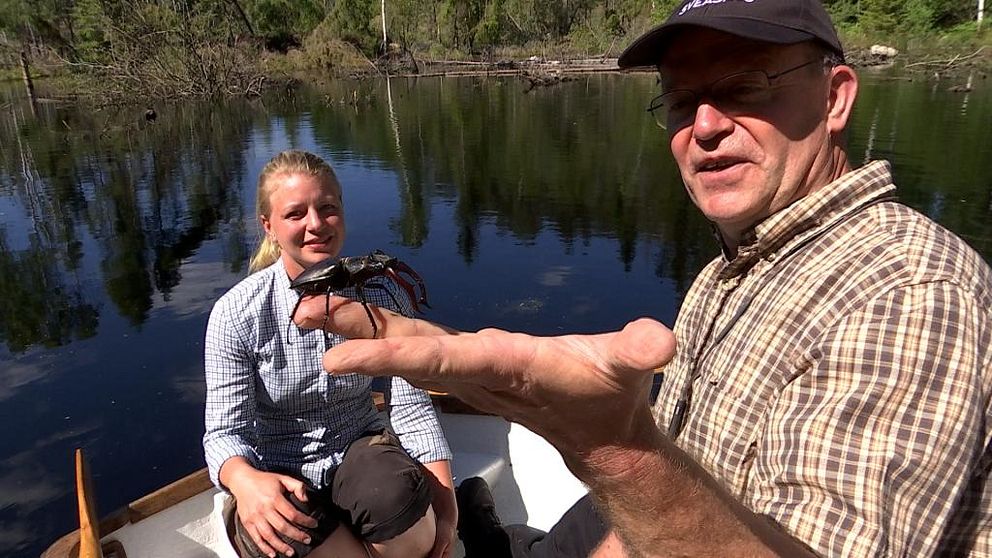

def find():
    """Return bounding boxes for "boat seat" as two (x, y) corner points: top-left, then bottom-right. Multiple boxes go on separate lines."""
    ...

(451, 451), (507, 487)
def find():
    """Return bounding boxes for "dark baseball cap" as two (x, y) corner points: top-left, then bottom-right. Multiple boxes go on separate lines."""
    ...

(618, 0), (844, 68)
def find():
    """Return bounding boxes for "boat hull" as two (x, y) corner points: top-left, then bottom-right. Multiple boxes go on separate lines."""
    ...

(42, 413), (586, 558)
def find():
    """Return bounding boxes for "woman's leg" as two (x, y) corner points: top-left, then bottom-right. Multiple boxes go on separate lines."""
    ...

(306, 525), (372, 558)
(332, 431), (437, 558)
(369, 504), (437, 558)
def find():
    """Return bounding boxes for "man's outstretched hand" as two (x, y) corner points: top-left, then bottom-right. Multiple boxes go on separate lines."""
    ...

(294, 295), (676, 464)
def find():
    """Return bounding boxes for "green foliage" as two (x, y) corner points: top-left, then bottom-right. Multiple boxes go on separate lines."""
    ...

(826, 0), (982, 34)
(474, 0), (506, 48)
(650, 0), (682, 23)
(0, 0), (989, 95)
(246, 0), (325, 42)
(329, 0), (382, 54)
(71, 0), (110, 56)
(293, 17), (369, 70)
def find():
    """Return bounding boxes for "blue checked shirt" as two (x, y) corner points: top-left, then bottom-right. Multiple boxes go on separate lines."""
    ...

(203, 260), (452, 490)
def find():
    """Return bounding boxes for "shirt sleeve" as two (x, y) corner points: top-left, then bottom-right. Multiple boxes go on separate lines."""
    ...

(748, 281), (990, 557)
(388, 375), (453, 464)
(202, 298), (261, 489)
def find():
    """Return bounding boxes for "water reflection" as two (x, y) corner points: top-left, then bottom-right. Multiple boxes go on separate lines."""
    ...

(0, 73), (990, 557)
(0, 98), (255, 350)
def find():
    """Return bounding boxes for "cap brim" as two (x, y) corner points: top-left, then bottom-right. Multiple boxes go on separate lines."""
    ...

(618, 19), (818, 69)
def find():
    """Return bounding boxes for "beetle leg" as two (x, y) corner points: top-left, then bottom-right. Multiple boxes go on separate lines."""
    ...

(286, 293), (308, 345)
(321, 286), (332, 346)
(384, 268), (424, 313)
(392, 261), (430, 309)
(364, 281), (402, 310)
(290, 292), (306, 321)
(355, 283), (379, 339)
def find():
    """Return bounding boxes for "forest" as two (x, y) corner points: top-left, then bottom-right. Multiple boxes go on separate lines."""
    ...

(0, 0), (988, 99)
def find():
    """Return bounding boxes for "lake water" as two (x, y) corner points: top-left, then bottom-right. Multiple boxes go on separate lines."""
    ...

(1, 71), (990, 557)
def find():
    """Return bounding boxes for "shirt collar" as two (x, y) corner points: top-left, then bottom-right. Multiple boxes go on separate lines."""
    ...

(717, 160), (898, 279)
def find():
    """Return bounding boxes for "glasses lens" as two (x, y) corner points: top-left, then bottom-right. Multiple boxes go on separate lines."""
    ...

(648, 90), (696, 129)
(710, 71), (772, 109)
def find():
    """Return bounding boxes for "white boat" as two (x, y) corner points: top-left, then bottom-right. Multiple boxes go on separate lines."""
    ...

(42, 400), (588, 558)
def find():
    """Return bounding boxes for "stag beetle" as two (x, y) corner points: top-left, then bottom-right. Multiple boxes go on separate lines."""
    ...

(289, 250), (429, 340)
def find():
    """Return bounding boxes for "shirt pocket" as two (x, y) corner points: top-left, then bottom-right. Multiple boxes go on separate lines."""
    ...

(257, 332), (325, 412)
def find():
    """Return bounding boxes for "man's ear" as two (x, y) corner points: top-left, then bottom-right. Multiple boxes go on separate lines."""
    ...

(826, 65), (858, 135)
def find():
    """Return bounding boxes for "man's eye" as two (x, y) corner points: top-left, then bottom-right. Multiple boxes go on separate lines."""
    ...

(722, 82), (767, 103)
(667, 95), (695, 113)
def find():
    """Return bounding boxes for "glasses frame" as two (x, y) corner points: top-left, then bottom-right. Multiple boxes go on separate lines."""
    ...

(647, 59), (824, 130)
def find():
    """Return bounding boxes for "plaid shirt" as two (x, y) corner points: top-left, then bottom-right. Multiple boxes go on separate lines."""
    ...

(203, 261), (451, 490)
(653, 161), (992, 556)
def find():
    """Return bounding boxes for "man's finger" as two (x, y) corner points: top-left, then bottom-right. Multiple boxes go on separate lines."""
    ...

(607, 318), (677, 373)
(307, 296), (455, 339)
(323, 333), (514, 387)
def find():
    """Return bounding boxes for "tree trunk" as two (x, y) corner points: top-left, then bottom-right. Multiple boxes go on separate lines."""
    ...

(381, 0), (389, 52)
(20, 51), (37, 104)
(228, 0), (255, 36)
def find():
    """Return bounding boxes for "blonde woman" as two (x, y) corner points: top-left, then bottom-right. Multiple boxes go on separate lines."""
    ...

(203, 150), (456, 558)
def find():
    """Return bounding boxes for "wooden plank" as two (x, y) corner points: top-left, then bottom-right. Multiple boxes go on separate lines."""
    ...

(128, 468), (213, 522)
(39, 530), (80, 558)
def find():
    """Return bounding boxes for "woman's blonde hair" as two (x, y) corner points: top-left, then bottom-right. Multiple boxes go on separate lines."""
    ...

(248, 150), (340, 273)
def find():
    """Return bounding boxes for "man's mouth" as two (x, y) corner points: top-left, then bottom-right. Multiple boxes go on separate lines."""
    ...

(697, 158), (742, 172)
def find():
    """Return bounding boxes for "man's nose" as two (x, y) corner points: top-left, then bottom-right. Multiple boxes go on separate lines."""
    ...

(691, 102), (734, 142)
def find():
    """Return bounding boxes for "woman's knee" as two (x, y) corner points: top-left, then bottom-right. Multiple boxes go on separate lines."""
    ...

(307, 524), (371, 558)
(371, 505), (436, 558)
(333, 433), (433, 545)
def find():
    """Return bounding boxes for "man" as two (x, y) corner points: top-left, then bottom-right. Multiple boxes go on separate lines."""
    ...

(295, 0), (992, 555)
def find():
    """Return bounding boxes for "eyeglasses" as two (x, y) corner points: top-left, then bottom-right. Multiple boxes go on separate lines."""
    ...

(647, 59), (822, 130)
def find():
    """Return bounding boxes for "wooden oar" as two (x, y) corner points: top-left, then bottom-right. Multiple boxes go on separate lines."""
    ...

(75, 449), (104, 558)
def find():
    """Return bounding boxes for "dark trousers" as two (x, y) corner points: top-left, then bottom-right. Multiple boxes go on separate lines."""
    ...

(506, 495), (609, 558)
(233, 430), (431, 558)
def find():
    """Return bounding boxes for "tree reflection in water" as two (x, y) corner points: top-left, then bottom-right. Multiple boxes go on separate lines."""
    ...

(0, 96), (254, 350)
(0, 73), (991, 558)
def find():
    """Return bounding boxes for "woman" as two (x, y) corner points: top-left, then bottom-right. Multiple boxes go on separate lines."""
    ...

(203, 150), (456, 558)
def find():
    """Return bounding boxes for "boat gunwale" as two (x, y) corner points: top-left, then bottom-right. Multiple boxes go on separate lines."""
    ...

(41, 468), (213, 558)
(41, 393), (490, 557)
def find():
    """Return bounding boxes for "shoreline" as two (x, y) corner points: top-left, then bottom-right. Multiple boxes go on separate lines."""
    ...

(7, 44), (989, 107)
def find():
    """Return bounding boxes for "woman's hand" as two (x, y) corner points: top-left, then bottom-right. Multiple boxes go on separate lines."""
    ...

(222, 458), (318, 557)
